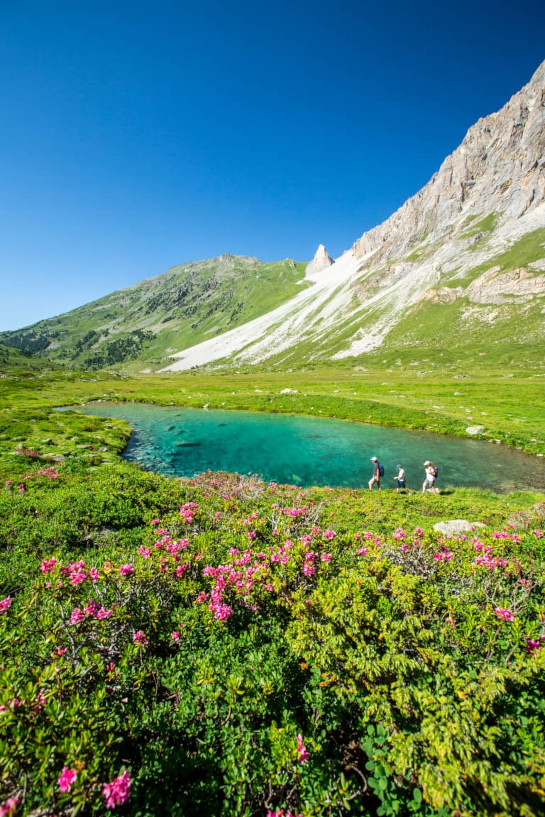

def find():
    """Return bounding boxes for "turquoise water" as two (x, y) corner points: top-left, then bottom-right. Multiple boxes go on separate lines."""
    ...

(76, 402), (545, 492)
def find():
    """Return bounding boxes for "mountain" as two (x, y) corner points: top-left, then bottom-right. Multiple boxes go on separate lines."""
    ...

(2, 61), (544, 373)
(0, 256), (308, 372)
(161, 60), (545, 372)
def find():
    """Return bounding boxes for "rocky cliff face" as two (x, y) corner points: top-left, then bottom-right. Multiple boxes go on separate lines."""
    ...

(305, 244), (334, 276)
(352, 60), (545, 264)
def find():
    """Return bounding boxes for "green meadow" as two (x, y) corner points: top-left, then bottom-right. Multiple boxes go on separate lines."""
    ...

(1, 359), (545, 816)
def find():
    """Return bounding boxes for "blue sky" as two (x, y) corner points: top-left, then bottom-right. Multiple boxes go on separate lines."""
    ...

(1, 0), (544, 331)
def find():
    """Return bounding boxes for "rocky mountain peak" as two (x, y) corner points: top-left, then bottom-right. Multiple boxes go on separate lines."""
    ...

(306, 244), (334, 276)
(351, 59), (545, 264)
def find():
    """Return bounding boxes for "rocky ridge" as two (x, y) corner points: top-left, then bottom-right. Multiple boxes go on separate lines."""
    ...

(351, 60), (545, 265)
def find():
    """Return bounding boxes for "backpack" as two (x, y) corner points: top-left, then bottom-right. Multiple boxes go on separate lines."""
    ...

(379, 463), (385, 477)
(432, 466), (439, 478)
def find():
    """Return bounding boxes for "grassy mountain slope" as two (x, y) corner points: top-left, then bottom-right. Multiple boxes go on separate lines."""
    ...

(204, 218), (545, 372)
(0, 344), (52, 374)
(0, 255), (308, 372)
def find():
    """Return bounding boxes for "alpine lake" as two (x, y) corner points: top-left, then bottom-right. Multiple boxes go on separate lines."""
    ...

(71, 402), (545, 493)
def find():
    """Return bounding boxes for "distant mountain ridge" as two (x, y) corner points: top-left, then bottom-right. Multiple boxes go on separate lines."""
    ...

(2, 60), (545, 373)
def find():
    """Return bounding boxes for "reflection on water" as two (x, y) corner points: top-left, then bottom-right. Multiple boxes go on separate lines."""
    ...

(73, 403), (545, 493)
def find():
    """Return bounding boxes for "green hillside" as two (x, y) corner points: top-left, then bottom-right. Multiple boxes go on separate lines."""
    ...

(0, 255), (309, 372)
(0, 344), (52, 374)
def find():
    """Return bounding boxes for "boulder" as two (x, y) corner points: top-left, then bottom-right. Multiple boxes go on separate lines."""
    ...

(466, 425), (485, 435)
(434, 520), (487, 537)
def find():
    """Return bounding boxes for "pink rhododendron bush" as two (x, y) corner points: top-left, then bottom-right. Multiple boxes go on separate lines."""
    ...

(1, 466), (545, 816)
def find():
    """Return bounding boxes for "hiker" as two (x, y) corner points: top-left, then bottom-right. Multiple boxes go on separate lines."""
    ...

(394, 464), (407, 493)
(369, 456), (383, 490)
(422, 460), (438, 494)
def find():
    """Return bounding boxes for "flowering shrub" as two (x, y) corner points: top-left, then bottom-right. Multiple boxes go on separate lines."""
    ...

(1, 462), (545, 816)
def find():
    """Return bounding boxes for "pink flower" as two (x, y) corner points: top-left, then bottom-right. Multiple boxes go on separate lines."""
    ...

(527, 638), (542, 653)
(119, 564), (134, 576)
(356, 547), (369, 556)
(323, 530), (336, 540)
(267, 812), (302, 817)
(70, 608), (86, 625)
(102, 770), (131, 809)
(133, 630), (147, 645)
(96, 607), (113, 620)
(0, 597), (11, 614)
(137, 546), (151, 558)
(58, 767), (77, 793)
(90, 567), (100, 582)
(433, 550), (453, 562)
(151, 518), (160, 525)
(296, 733), (309, 763)
(55, 646), (68, 656)
(171, 631), (180, 642)
(495, 607), (515, 622)
(41, 557), (57, 574)
(0, 797), (19, 816)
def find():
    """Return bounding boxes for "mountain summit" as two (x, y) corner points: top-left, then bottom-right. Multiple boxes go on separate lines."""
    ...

(306, 244), (334, 276)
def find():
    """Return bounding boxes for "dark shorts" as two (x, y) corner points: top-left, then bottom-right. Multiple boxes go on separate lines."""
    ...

(396, 480), (406, 489)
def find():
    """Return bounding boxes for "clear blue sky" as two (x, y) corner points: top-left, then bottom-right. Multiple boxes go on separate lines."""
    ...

(1, 0), (543, 331)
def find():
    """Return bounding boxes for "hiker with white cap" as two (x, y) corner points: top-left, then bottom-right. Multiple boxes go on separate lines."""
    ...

(394, 464), (407, 493)
(422, 460), (439, 494)
(368, 456), (383, 490)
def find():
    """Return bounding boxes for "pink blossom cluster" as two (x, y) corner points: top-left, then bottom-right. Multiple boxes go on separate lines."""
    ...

(495, 607), (515, 622)
(70, 601), (112, 624)
(37, 467), (60, 479)
(0, 797), (19, 816)
(526, 636), (545, 653)
(322, 530), (336, 540)
(474, 553), (509, 568)
(0, 597), (11, 614)
(102, 770), (131, 809)
(296, 734), (309, 763)
(433, 550), (454, 562)
(41, 557), (58, 574)
(491, 528), (521, 542)
(133, 630), (148, 645)
(266, 811), (302, 817)
(58, 767), (77, 792)
(303, 552), (317, 576)
(180, 501), (199, 524)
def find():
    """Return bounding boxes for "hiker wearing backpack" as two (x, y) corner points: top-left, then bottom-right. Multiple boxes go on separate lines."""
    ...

(369, 456), (384, 490)
(422, 460), (439, 494)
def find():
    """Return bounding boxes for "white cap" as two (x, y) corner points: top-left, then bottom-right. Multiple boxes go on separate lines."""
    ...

(370, 457), (378, 461)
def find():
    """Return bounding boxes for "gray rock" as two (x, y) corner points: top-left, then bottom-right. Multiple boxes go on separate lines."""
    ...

(280, 388), (299, 394)
(434, 520), (487, 537)
(466, 425), (485, 435)
(306, 244), (334, 276)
